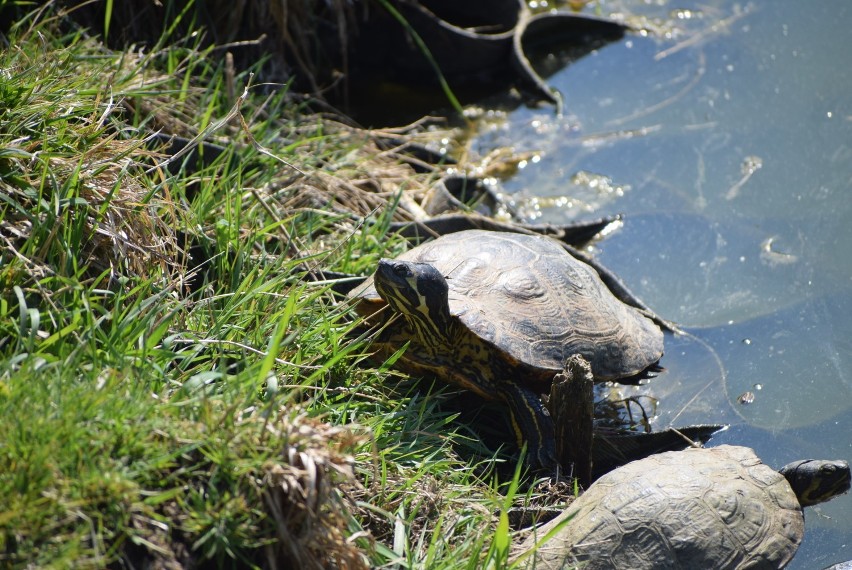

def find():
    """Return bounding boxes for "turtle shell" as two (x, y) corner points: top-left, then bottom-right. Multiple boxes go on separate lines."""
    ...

(352, 230), (662, 380)
(518, 445), (805, 569)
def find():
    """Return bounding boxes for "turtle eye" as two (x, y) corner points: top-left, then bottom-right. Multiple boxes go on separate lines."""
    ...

(392, 264), (411, 278)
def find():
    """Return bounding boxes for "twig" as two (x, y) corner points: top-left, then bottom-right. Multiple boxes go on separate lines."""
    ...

(655, 3), (755, 61)
(607, 51), (706, 127)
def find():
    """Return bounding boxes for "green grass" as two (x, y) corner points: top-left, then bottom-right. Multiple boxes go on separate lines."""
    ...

(0, 4), (569, 568)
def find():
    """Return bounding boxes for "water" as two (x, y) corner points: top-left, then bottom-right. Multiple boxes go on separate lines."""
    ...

(472, 1), (852, 566)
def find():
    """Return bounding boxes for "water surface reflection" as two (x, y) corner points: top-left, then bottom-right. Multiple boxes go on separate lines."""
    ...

(473, 1), (852, 566)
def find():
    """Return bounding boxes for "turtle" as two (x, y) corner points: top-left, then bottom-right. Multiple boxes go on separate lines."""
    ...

(515, 444), (851, 569)
(349, 229), (664, 467)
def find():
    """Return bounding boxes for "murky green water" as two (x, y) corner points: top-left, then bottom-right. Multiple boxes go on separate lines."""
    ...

(475, 1), (852, 566)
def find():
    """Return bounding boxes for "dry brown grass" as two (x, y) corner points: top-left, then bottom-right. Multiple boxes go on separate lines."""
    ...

(63, 0), (360, 93)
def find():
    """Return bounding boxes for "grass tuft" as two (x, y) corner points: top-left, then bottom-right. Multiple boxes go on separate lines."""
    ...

(0, 2), (574, 568)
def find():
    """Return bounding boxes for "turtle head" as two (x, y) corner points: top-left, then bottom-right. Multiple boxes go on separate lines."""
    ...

(374, 259), (452, 345)
(779, 458), (851, 507)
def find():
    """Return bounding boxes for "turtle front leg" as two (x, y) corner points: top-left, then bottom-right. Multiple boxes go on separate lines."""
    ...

(548, 355), (595, 486)
(499, 382), (557, 470)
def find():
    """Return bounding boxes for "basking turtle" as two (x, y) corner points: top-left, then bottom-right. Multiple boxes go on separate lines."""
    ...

(349, 229), (663, 467)
(516, 445), (851, 569)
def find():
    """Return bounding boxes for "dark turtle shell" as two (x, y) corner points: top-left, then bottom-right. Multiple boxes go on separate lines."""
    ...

(352, 230), (663, 380)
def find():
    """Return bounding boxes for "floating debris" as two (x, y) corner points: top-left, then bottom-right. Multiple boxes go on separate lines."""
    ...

(738, 391), (756, 405)
(760, 236), (798, 266)
(725, 155), (763, 200)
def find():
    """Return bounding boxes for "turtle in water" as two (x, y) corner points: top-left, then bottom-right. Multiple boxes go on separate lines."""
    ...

(349, 229), (664, 467)
(515, 444), (851, 569)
